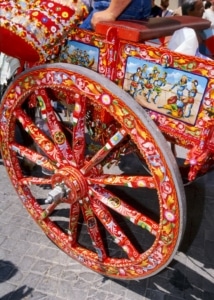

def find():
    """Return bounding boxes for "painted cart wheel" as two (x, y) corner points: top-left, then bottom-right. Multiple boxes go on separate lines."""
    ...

(0, 63), (186, 280)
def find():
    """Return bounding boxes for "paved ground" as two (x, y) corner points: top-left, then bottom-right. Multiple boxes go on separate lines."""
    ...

(0, 157), (214, 300)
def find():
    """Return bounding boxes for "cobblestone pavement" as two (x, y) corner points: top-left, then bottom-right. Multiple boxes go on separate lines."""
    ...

(0, 158), (213, 300)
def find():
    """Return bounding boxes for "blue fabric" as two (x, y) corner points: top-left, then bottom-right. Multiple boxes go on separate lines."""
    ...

(80, 0), (151, 30)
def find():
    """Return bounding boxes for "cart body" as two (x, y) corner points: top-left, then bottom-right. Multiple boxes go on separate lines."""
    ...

(0, 0), (213, 280)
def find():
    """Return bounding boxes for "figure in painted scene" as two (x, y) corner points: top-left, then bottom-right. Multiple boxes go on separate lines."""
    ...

(163, 75), (188, 118)
(184, 79), (198, 117)
(128, 64), (148, 97)
(162, 75), (198, 118)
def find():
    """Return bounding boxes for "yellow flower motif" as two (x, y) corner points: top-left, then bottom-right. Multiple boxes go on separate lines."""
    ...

(137, 180), (146, 187)
(74, 103), (81, 113)
(62, 12), (69, 19)
(101, 94), (111, 105)
(164, 210), (175, 222)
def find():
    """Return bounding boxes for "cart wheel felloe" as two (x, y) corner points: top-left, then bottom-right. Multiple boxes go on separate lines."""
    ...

(0, 63), (186, 280)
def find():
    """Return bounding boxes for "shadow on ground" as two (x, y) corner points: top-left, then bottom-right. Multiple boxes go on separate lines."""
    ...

(0, 260), (33, 300)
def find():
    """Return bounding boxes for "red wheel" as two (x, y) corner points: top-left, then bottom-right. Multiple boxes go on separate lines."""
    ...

(0, 64), (186, 280)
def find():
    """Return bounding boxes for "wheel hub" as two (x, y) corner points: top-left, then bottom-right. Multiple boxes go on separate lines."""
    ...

(51, 166), (88, 203)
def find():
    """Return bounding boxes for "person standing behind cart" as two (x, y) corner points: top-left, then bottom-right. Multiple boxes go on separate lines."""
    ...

(80, 0), (152, 30)
(149, 0), (162, 17)
(203, 0), (214, 26)
(160, 0), (174, 17)
(203, 1), (211, 9)
(181, 0), (205, 17)
(173, 0), (205, 16)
